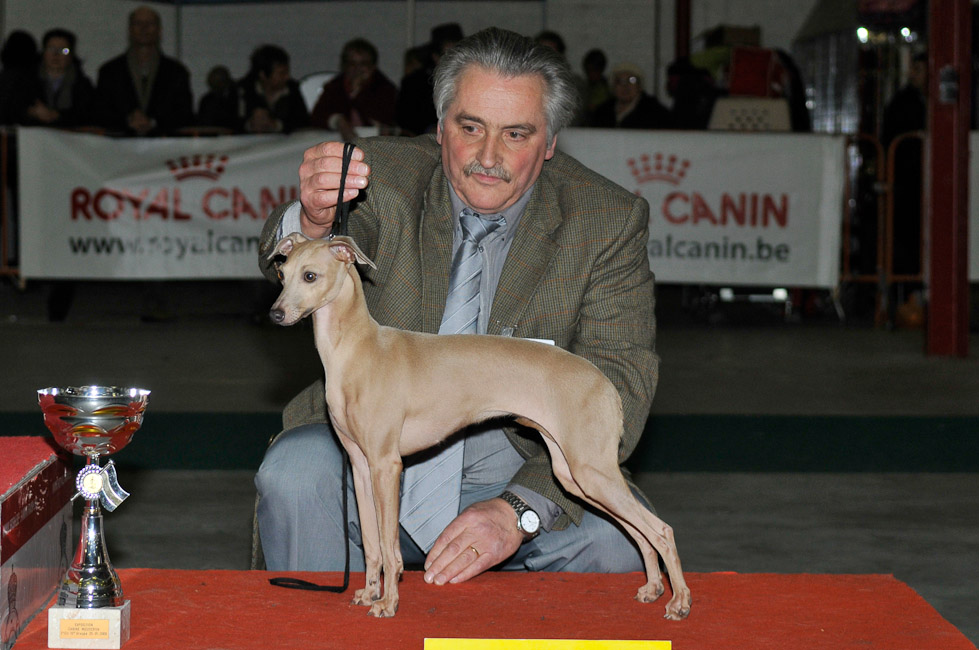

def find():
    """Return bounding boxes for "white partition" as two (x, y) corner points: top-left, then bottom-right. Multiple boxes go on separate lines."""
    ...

(559, 128), (846, 288)
(18, 127), (847, 285)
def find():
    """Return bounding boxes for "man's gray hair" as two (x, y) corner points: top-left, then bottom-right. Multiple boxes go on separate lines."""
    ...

(433, 27), (579, 141)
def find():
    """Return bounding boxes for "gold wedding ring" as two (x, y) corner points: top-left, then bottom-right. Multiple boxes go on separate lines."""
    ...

(469, 545), (480, 558)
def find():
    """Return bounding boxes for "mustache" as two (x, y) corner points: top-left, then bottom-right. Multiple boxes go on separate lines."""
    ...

(463, 160), (512, 182)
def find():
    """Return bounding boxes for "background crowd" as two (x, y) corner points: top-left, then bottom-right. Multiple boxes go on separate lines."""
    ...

(0, 6), (812, 140)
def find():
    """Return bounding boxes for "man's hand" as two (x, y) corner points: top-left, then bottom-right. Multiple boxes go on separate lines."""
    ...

(27, 100), (58, 124)
(423, 498), (523, 585)
(127, 109), (154, 136)
(298, 141), (370, 239)
(245, 107), (279, 134)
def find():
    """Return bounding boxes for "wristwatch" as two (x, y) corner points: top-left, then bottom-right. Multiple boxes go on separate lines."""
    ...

(500, 490), (541, 539)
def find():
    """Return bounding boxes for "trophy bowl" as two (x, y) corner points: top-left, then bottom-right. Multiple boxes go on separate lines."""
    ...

(37, 385), (149, 611)
(38, 386), (150, 458)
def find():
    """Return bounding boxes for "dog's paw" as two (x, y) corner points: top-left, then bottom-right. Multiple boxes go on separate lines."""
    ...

(368, 597), (398, 618)
(663, 591), (692, 621)
(634, 580), (665, 604)
(352, 587), (379, 607)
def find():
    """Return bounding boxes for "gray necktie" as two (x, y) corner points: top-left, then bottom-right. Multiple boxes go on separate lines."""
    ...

(400, 208), (504, 551)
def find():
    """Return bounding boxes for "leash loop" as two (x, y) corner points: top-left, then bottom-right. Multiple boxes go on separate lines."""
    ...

(330, 141), (356, 240)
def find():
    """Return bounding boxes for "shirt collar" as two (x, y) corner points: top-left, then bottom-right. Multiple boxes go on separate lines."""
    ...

(447, 182), (535, 247)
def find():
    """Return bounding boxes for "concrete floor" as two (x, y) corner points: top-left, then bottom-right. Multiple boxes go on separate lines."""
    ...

(2, 280), (977, 645)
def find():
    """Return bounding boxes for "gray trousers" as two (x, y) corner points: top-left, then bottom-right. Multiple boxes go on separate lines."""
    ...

(255, 423), (647, 573)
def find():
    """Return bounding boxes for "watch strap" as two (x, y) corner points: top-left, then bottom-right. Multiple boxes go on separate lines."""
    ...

(500, 490), (539, 537)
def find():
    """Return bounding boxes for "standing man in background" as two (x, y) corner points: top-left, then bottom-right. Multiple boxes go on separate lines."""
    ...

(94, 5), (193, 136)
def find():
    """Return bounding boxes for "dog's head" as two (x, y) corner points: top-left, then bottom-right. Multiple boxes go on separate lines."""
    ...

(268, 233), (375, 326)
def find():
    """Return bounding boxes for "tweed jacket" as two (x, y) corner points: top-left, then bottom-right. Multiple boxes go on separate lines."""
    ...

(258, 134), (657, 529)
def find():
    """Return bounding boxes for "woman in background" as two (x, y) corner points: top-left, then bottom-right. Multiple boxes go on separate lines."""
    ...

(22, 28), (95, 128)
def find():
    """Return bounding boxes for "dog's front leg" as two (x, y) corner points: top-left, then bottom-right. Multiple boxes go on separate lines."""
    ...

(336, 436), (383, 606)
(366, 451), (404, 618)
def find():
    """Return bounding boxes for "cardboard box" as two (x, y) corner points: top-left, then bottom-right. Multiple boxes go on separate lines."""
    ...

(1, 437), (74, 650)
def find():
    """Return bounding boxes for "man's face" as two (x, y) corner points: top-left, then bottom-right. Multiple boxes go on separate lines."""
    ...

(261, 63), (291, 94)
(43, 36), (71, 74)
(612, 71), (642, 103)
(129, 8), (161, 48)
(343, 50), (375, 85)
(437, 66), (556, 214)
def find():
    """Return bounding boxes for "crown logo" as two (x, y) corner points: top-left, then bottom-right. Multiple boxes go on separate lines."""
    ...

(166, 154), (229, 181)
(628, 153), (690, 186)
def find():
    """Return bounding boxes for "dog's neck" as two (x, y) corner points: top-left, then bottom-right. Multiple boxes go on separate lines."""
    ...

(311, 264), (378, 364)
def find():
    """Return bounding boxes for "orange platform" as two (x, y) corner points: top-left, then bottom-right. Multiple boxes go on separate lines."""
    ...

(13, 569), (976, 649)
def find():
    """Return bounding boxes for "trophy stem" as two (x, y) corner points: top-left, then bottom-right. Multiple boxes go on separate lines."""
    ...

(58, 456), (124, 608)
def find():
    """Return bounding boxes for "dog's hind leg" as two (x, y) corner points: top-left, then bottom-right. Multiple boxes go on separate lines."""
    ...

(537, 431), (691, 620)
(569, 463), (691, 619)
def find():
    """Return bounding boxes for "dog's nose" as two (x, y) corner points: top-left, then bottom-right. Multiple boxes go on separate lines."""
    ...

(269, 309), (285, 324)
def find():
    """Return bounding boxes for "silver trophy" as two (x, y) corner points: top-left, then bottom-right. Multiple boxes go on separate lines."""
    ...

(37, 386), (149, 610)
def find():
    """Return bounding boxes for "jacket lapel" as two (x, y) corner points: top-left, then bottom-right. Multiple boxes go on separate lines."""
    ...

(419, 166), (454, 334)
(489, 175), (562, 335)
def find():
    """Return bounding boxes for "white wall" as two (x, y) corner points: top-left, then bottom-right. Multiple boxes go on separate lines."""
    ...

(2, 0), (820, 108)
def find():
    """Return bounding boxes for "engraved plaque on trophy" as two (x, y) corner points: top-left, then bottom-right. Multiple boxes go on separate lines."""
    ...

(38, 386), (149, 649)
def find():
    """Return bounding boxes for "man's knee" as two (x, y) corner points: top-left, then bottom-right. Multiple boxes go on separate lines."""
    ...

(256, 423), (339, 503)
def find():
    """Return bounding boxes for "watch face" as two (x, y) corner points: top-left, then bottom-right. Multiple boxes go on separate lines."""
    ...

(520, 509), (541, 534)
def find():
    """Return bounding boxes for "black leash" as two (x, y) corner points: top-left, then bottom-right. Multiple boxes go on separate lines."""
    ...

(330, 141), (357, 240)
(268, 141), (358, 594)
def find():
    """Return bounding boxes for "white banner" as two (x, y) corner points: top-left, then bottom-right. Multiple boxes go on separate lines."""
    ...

(18, 127), (846, 286)
(559, 129), (846, 288)
(18, 127), (338, 279)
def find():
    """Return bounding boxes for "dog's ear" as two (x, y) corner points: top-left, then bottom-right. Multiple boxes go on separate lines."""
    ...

(267, 232), (309, 262)
(329, 236), (377, 269)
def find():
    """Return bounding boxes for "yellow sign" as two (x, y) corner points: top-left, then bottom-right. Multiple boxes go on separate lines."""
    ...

(425, 641), (670, 650)
(59, 619), (110, 639)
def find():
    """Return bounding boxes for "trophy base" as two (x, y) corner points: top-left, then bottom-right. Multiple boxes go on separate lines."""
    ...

(47, 600), (130, 649)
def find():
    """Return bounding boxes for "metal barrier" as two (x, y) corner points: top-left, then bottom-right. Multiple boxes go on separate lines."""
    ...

(840, 131), (926, 326)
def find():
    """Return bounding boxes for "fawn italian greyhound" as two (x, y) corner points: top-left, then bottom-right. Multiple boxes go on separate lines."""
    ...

(268, 232), (691, 620)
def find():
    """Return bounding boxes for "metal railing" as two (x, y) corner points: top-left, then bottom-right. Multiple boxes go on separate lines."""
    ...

(840, 131), (926, 326)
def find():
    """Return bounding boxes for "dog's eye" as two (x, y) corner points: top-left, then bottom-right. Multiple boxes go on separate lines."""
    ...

(303, 271), (317, 283)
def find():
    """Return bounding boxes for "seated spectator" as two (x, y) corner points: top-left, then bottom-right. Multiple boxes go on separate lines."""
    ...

(309, 37), (397, 140)
(0, 30), (37, 266)
(396, 22), (462, 136)
(20, 28), (95, 128)
(0, 30), (39, 125)
(402, 46), (427, 78)
(239, 44), (309, 134)
(94, 5), (193, 136)
(535, 30), (587, 125)
(196, 65), (238, 131)
(592, 63), (673, 129)
(581, 48), (611, 126)
(666, 56), (718, 130)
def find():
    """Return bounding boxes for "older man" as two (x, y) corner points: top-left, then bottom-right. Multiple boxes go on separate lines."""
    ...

(255, 27), (657, 586)
(94, 5), (193, 136)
